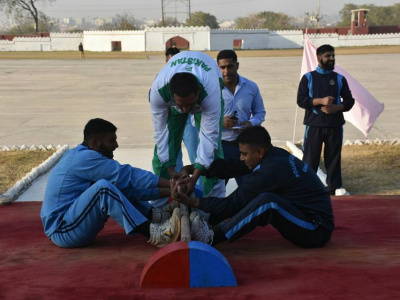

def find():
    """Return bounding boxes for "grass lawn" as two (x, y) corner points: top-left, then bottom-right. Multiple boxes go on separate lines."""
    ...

(316, 145), (400, 195)
(340, 145), (400, 195)
(1, 145), (399, 196)
(0, 151), (54, 194)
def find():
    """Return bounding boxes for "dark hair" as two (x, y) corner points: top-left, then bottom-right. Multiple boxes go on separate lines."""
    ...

(170, 72), (199, 97)
(316, 44), (335, 56)
(217, 49), (237, 63)
(236, 126), (271, 149)
(84, 118), (117, 142)
(165, 47), (180, 57)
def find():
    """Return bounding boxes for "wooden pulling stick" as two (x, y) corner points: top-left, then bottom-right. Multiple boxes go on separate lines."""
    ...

(180, 203), (191, 242)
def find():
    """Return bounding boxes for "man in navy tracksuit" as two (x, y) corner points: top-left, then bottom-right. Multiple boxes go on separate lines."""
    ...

(297, 44), (355, 195)
(172, 126), (333, 247)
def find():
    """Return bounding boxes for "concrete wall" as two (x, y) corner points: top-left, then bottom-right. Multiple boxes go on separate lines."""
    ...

(210, 29), (270, 50)
(0, 39), (15, 51)
(13, 37), (51, 51)
(84, 30), (145, 52)
(145, 26), (210, 51)
(306, 33), (400, 48)
(268, 30), (303, 48)
(338, 33), (400, 47)
(306, 34), (339, 48)
(50, 32), (83, 51)
(0, 33), (82, 51)
(0, 28), (400, 52)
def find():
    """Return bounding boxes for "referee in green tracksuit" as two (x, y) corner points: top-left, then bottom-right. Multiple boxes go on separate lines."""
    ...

(149, 51), (225, 198)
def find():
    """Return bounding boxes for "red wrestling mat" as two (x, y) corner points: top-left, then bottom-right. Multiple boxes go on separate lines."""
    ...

(1, 196), (400, 299)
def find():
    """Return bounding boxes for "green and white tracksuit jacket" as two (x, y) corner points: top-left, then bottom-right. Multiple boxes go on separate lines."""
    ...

(149, 51), (225, 197)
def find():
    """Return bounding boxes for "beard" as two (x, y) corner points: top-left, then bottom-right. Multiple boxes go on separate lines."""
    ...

(320, 59), (335, 70)
(98, 144), (114, 159)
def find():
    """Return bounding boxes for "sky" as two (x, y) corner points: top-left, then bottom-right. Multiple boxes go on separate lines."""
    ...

(8, 0), (400, 21)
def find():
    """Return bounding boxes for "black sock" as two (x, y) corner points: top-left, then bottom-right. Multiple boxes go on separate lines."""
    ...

(134, 221), (151, 239)
(146, 209), (153, 221)
(212, 225), (227, 246)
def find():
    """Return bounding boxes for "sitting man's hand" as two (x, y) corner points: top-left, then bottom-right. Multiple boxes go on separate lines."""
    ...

(168, 166), (187, 181)
(180, 164), (195, 177)
(183, 176), (197, 196)
(177, 182), (187, 194)
(170, 179), (199, 208)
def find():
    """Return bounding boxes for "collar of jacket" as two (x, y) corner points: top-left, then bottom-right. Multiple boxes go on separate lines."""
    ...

(316, 66), (333, 75)
(253, 146), (274, 172)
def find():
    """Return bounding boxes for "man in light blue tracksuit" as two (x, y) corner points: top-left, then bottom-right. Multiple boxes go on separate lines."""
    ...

(40, 118), (181, 248)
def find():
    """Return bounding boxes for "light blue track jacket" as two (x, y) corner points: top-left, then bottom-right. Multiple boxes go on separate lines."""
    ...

(41, 144), (160, 236)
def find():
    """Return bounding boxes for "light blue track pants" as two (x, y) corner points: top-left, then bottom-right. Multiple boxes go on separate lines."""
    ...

(50, 179), (151, 248)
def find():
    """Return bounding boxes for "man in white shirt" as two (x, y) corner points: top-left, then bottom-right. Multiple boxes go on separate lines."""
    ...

(217, 49), (266, 185)
(150, 51), (225, 198)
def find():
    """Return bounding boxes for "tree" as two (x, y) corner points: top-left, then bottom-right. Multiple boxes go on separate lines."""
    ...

(235, 13), (265, 29)
(338, 3), (400, 27)
(5, 12), (58, 34)
(38, 12), (58, 32)
(99, 12), (139, 30)
(338, 3), (359, 27)
(0, 0), (55, 33)
(366, 4), (400, 26)
(154, 17), (181, 27)
(184, 11), (219, 29)
(235, 11), (295, 30)
(305, 12), (324, 28)
(5, 19), (35, 34)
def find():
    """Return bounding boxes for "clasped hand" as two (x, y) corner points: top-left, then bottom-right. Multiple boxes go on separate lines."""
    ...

(170, 179), (191, 206)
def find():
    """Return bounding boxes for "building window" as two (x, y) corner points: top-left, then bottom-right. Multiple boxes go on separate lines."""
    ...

(233, 39), (243, 50)
(111, 41), (122, 51)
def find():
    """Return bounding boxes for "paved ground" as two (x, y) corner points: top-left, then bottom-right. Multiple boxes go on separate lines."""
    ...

(1, 53), (399, 148)
(1, 53), (399, 200)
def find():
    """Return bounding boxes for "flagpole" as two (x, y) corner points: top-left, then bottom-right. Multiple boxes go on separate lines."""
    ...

(292, 105), (299, 143)
(292, 32), (307, 143)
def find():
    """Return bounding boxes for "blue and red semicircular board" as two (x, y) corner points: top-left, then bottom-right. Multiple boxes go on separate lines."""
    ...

(140, 241), (237, 288)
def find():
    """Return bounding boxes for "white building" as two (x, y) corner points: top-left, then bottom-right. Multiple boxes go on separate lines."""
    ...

(63, 18), (72, 25)
(1, 26), (400, 52)
(75, 18), (86, 25)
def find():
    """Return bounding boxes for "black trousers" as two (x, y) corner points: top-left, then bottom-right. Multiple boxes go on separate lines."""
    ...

(212, 193), (332, 248)
(302, 126), (343, 192)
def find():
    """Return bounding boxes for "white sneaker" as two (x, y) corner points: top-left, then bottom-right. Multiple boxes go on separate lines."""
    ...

(148, 207), (181, 248)
(191, 215), (214, 245)
(165, 200), (179, 213)
(190, 209), (210, 223)
(335, 188), (350, 196)
(151, 200), (180, 223)
(189, 211), (199, 223)
(151, 208), (171, 223)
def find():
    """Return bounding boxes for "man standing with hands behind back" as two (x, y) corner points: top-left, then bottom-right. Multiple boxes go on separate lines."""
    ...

(78, 42), (85, 59)
(217, 49), (266, 186)
(297, 44), (354, 196)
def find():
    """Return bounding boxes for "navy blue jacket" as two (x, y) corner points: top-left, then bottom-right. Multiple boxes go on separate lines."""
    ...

(201, 146), (334, 231)
(297, 67), (355, 127)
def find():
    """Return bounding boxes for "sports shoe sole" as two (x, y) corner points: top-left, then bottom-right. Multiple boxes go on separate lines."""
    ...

(168, 207), (181, 244)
